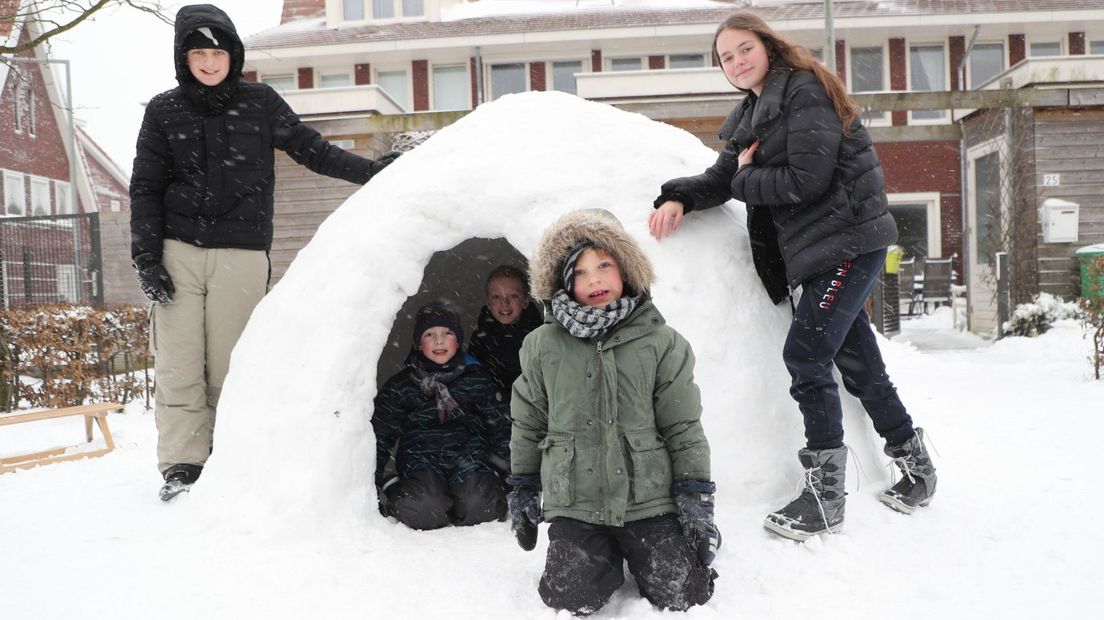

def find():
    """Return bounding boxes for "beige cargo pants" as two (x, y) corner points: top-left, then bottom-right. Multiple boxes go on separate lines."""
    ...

(153, 239), (268, 472)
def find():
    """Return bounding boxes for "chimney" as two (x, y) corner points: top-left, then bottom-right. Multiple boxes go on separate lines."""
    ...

(281, 0), (326, 24)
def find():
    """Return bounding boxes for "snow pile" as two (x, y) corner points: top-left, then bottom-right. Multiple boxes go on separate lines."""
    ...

(194, 91), (887, 537)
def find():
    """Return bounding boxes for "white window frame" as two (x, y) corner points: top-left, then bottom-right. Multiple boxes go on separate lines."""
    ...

(907, 41), (949, 125)
(54, 180), (72, 214)
(431, 63), (470, 111)
(1090, 38), (1104, 55)
(966, 137), (1010, 269)
(110, 199), (121, 213)
(1027, 38), (1063, 58)
(550, 59), (586, 95)
(4, 170), (26, 216)
(29, 176), (50, 216)
(261, 74), (297, 94)
(967, 41), (1006, 89)
(318, 70), (354, 89)
(375, 66), (411, 111)
(887, 192), (942, 258)
(668, 53), (706, 69)
(608, 57), (644, 72)
(340, 0), (425, 24)
(487, 62), (528, 101)
(848, 44), (890, 128)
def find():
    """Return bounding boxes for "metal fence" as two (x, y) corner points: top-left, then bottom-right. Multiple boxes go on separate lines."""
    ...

(0, 213), (103, 308)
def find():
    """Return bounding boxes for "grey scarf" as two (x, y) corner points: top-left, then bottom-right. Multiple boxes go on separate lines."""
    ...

(550, 289), (639, 340)
(408, 358), (465, 423)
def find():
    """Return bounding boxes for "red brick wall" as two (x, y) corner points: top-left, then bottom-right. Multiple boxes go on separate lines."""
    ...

(877, 140), (963, 259)
(355, 64), (371, 85)
(297, 67), (313, 89)
(949, 36), (965, 90)
(243, 70), (257, 82)
(412, 60), (429, 111)
(835, 40), (846, 81)
(1070, 32), (1085, 55)
(591, 50), (602, 72)
(648, 55), (665, 70)
(1009, 34), (1025, 65)
(889, 38), (907, 126)
(470, 57), (479, 108)
(530, 62), (546, 91)
(281, 0), (325, 24)
(0, 44), (72, 185)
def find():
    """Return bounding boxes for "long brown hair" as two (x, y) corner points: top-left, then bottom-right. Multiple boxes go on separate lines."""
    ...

(712, 11), (859, 132)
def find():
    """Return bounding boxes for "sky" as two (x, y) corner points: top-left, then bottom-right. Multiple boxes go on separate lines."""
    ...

(1, 91), (1102, 619)
(47, 0), (283, 174)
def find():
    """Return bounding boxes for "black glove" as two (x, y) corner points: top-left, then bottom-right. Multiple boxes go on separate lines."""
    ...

(376, 474), (399, 517)
(506, 474), (541, 551)
(672, 479), (721, 566)
(133, 253), (174, 304)
(367, 150), (402, 179)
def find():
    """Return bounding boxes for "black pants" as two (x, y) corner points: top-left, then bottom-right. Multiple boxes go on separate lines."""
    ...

(538, 514), (715, 615)
(385, 470), (505, 530)
(783, 249), (915, 450)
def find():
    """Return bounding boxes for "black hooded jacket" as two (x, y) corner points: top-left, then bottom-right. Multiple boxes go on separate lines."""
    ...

(656, 67), (898, 304)
(129, 4), (379, 260)
(467, 302), (544, 394)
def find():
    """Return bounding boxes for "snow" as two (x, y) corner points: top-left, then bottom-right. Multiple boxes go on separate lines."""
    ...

(441, 0), (732, 21)
(2, 92), (1103, 619)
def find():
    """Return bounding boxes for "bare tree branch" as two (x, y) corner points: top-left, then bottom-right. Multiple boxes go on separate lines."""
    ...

(1, 0), (170, 56)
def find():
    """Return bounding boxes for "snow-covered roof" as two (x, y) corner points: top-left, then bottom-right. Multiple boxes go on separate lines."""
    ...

(245, 0), (1104, 50)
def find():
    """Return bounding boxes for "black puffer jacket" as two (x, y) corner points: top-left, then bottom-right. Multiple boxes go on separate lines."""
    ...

(467, 302), (544, 395)
(130, 4), (379, 260)
(656, 67), (897, 303)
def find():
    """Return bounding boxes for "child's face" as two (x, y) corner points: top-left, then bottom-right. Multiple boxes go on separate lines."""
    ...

(716, 28), (770, 95)
(187, 48), (231, 87)
(571, 248), (624, 308)
(419, 326), (459, 365)
(486, 276), (528, 325)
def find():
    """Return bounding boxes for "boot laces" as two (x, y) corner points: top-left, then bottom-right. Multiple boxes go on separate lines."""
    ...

(801, 465), (833, 535)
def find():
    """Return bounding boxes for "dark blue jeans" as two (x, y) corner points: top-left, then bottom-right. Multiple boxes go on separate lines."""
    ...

(783, 249), (914, 450)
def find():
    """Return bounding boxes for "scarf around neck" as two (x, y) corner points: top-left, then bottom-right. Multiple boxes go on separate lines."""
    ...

(550, 289), (639, 340)
(407, 353), (465, 423)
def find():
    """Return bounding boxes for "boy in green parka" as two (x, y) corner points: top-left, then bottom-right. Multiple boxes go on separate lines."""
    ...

(507, 209), (719, 615)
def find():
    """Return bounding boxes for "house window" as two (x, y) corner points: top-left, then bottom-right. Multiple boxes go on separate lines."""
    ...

(910, 44), (946, 121)
(262, 75), (296, 93)
(320, 72), (352, 88)
(4, 171), (26, 216)
(377, 70), (410, 110)
(373, 0), (394, 19)
(13, 77), (32, 135)
(552, 61), (583, 95)
(1029, 41), (1062, 57)
(110, 200), (121, 213)
(343, 0), (364, 20)
(851, 46), (885, 124)
(402, 0), (424, 16)
(30, 177), (50, 215)
(887, 193), (941, 260)
(28, 91), (36, 137)
(610, 57), (642, 72)
(669, 54), (705, 69)
(968, 43), (1004, 88)
(54, 181), (72, 214)
(974, 151), (1003, 265)
(432, 65), (468, 111)
(490, 63), (526, 100)
(1091, 40), (1104, 54)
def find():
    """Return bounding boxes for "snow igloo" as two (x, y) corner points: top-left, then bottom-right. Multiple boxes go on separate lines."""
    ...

(192, 91), (889, 535)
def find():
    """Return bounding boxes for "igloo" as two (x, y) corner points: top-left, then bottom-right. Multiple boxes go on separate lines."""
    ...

(190, 91), (888, 535)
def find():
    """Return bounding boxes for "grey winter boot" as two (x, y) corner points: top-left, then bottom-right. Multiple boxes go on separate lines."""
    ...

(879, 428), (936, 514)
(764, 446), (847, 542)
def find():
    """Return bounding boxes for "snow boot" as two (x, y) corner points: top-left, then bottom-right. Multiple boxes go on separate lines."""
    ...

(879, 428), (936, 514)
(159, 464), (202, 502)
(764, 446), (847, 542)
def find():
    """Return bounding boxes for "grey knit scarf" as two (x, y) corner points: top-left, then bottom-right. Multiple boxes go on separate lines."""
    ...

(550, 289), (639, 340)
(409, 358), (465, 423)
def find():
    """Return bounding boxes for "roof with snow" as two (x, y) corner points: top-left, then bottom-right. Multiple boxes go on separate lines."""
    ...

(245, 0), (1104, 49)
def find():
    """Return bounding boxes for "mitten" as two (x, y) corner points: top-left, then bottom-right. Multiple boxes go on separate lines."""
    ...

(672, 479), (722, 566)
(505, 474), (542, 551)
(133, 253), (175, 304)
(368, 150), (402, 179)
(376, 474), (399, 517)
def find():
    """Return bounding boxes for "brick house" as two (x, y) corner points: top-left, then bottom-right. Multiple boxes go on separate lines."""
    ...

(243, 0), (1104, 334)
(1, 7), (133, 306)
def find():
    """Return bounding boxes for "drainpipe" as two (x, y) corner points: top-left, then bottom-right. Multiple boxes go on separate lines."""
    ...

(956, 26), (981, 329)
(475, 46), (485, 106)
(823, 0), (835, 71)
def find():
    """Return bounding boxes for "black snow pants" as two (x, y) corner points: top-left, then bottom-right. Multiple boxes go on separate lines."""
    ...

(385, 470), (505, 530)
(783, 248), (915, 450)
(538, 514), (715, 615)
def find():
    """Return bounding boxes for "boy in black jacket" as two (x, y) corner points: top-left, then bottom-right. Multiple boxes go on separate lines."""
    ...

(467, 265), (544, 395)
(131, 4), (399, 502)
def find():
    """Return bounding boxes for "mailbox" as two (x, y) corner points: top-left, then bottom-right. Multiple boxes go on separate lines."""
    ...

(1040, 198), (1079, 244)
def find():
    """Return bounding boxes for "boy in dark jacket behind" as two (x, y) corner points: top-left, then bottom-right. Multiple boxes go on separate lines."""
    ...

(508, 209), (719, 615)
(467, 265), (544, 395)
(373, 301), (511, 530)
(131, 4), (399, 502)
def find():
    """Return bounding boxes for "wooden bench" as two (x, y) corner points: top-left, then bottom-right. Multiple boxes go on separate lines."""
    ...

(0, 402), (123, 474)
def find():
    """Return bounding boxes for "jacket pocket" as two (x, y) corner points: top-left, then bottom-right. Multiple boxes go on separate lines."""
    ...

(166, 121), (205, 171)
(624, 429), (672, 503)
(225, 120), (265, 169)
(538, 434), (575, 506)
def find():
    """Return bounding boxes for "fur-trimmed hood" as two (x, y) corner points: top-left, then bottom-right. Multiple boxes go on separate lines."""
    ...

(530, 209), (656, 300)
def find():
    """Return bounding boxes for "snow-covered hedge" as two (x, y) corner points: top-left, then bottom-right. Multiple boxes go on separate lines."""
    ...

(0, 305), (150, 411)
(1003, 292), (1081, 337)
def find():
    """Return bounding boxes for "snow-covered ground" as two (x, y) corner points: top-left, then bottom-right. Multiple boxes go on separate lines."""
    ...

(2, 93), (1102, 619)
